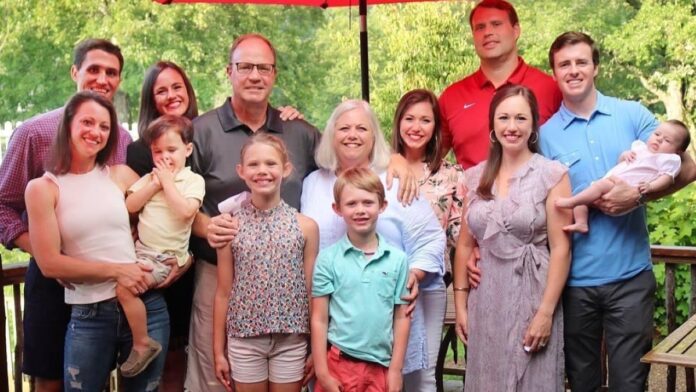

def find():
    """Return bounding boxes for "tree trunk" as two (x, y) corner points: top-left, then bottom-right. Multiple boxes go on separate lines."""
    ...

(663, 80), (684, 121)
(639, 77), (695, 155)
(660, 80), (696, 155)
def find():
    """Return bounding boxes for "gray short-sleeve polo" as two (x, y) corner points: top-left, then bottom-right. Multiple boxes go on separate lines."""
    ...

(190, 98), (320, 263)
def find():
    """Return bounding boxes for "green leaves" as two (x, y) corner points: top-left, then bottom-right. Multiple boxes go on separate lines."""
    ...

(0, 1), (325, 123)
(1, 0), (695, 151)
(605, 0), (696, 140)
(648, 185), (696, 335)
(648, 184), (696, 246)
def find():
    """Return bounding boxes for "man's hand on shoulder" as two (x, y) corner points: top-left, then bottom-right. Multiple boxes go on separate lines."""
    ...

(278, 106), (304, 121)
(207, 213), (239, 248)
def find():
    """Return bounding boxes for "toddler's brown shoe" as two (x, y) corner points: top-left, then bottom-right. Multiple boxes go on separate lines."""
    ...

(121, 338), (162, 378)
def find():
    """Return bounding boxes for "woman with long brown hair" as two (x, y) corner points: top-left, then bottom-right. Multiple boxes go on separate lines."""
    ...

(25, 92), (167, 391)
(391, 89), (465, 390)
(453, 85), (572, 391)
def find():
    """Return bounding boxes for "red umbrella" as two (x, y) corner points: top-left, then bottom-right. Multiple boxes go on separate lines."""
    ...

(154, 0), (442, 101)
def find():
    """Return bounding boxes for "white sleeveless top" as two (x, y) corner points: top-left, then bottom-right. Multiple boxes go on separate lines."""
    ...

(45, 165), (136, 304)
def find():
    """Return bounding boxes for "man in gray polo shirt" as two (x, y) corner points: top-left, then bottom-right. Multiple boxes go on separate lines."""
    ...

(185, 33), (321, 391)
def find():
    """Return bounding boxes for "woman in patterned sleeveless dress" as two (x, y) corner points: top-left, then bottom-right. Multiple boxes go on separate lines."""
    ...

(212, 133), (319, 392)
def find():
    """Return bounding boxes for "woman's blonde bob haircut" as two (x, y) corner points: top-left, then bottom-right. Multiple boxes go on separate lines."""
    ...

(315, 99), (391, 173)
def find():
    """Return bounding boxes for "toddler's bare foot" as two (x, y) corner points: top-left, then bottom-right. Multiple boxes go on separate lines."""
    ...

(563, 222), (589, 234)
(555, 197), (575, 209)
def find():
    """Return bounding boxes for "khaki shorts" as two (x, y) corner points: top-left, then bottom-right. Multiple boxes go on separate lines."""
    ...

(228, 333), (308, 384)
(134, 241), (173, 285)
(186, 261), (227, 391)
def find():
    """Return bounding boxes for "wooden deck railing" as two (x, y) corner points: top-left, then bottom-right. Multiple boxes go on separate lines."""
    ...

(3, 246), (696, 392)
(0, 260), (28, 392)
(651, 245), (696, 392)
(436, 245), (696, 392)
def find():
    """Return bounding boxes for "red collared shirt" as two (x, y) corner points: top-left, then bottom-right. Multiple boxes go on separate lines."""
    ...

(439, 57), (562, 169)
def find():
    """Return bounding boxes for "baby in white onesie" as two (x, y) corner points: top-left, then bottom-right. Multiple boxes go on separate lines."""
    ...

(556, 120), (690, 233)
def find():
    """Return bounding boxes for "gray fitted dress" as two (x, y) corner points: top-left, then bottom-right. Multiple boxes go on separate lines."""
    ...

(464, 154), (566, 392)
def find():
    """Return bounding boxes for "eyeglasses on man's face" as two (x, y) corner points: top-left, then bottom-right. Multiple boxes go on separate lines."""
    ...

(232, 62), (276, 76)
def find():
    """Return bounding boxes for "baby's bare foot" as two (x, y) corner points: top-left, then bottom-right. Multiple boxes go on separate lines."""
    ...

(563, 222), (589, 234)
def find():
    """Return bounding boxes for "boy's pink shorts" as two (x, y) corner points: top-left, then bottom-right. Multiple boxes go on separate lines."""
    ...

(315, 345), (388, 392)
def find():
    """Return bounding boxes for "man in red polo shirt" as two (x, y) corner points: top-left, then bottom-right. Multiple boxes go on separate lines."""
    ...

(439, 0), (562, 169)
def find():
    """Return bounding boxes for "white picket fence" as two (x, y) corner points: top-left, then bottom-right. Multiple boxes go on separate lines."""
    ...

(0, 121), (140, 162)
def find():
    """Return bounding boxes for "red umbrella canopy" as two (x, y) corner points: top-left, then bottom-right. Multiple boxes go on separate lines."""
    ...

(155, 0), (437, 7)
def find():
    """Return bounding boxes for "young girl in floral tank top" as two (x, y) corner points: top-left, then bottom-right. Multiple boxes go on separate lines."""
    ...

(212, 133), (319, 391)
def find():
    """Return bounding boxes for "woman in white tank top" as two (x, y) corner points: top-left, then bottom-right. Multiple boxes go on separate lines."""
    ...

(25, 92), (169, 391)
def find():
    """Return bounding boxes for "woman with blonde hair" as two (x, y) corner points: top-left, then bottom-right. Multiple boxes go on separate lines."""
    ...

(301, 99), (446, 388)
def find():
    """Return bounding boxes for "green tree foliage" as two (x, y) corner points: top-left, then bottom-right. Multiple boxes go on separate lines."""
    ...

(515, 0), (639, 97)
(0, 0), (646, 131)
(0, 248), (29, 265)
(0, 0), (93, 118)
(312, 0), (636, 137)
(647, 184), (696, 335)
(605, 0), (696, 153)
(0, 0), (325, 123)
(313, 2), (475, 138)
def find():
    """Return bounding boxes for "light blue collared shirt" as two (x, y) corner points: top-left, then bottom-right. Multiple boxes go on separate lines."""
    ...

(540, 91), (658, 287)
(312, 234), (409, 367)
(301, 168), (446, 372)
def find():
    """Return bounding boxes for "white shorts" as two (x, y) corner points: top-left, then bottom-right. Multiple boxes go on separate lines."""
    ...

(228, 333), (308, 384)
(134, 240), (173, 285)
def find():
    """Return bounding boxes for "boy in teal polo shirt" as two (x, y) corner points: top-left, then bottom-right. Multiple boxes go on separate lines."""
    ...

(312, 167), (410, 392)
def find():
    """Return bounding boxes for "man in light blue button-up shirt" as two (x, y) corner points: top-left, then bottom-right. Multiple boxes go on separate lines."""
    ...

(540, 32), (696, 392)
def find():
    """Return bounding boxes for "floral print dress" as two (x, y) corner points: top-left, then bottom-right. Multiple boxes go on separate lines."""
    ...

(418, 161), (466, 272)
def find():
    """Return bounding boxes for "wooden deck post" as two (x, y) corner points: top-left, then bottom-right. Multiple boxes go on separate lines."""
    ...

(12, 283), (22, 392)
(666, 262), (677, 391)
(0, 255), (10, 392)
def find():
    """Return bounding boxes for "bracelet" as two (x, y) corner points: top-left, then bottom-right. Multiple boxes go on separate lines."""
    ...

(453, 287), (470, 292)
(636, 192), (647, 206)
